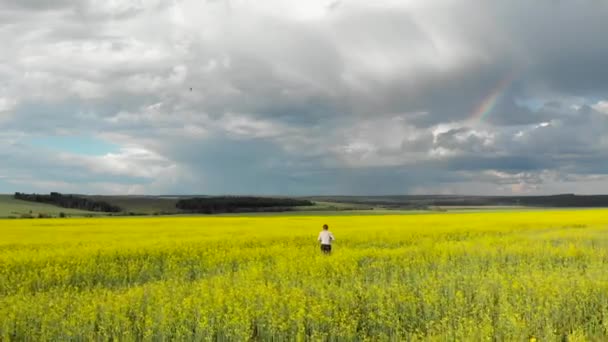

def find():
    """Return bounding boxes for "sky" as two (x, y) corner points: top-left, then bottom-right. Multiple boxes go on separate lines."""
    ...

(1, 0), (608, 196)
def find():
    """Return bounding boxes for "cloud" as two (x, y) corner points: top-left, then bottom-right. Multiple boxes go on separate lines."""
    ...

(593, 101), (608, 115)
(59, 147), (176, 179)
(1, 0), (608, 194)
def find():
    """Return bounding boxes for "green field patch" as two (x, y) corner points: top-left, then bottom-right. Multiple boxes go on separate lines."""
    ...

(0, 195), (98, 218)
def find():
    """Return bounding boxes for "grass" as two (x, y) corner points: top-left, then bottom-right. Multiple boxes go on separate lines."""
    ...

(84, 195), (183, 215)
(0, 195), (97, 218)
(3, 210), (608, 340)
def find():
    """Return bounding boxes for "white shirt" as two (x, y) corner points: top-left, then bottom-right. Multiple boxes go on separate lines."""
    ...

(318, 230), (335, 245)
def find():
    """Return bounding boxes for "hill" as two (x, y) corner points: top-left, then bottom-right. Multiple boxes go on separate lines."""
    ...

(0, 195), (99, 218)
(84, 195), (183, 215)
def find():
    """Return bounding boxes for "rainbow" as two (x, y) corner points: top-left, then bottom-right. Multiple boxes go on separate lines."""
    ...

(468, 72), (517, 125)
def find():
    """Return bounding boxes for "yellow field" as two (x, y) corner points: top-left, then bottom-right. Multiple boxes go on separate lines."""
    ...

(2, 211), (608, 341)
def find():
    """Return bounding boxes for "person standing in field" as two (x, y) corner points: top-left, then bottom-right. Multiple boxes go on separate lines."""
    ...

(318, 224), (335, 254)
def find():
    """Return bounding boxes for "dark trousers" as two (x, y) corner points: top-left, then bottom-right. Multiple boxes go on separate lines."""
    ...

(321, 244), (332, 254)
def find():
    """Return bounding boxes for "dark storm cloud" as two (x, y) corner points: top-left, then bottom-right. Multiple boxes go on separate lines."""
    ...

(494, 0), (608, 95)
(440, 155), (554, 173)
(483, 97), (548, 127)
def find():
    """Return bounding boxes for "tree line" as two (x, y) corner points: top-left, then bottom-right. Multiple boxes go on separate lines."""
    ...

(417, 194), (608, 207)
(310, 194), (608, 208)
(176, 196), (314, 214)
(14, 192), (122, 212)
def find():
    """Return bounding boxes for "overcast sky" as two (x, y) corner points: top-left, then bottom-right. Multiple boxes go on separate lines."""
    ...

(1, 0), (608, 195)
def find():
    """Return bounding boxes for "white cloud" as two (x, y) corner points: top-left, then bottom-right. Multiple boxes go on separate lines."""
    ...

(593, 101), (608, 115)
(0, 98), (16, 117)
(59, 147), (176, 179)
(218, 112), (290, 139)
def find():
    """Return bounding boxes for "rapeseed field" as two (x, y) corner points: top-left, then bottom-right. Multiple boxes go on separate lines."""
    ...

(2, 210), (608, 340)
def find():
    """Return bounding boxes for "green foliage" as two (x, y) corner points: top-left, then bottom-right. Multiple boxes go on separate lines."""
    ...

(176, 196), (314, 213)
(83, 196), (182, 215)
(0, 195), (96, 218)
(14, 192), (121, 212)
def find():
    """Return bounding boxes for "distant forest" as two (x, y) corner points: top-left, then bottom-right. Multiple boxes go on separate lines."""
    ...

(176, 196), (314, 213)
(308, 194), (608, 208)
(14, 192), (122, 212)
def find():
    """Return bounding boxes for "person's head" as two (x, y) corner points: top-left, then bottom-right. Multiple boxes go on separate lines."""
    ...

(323, 224), (328, 230)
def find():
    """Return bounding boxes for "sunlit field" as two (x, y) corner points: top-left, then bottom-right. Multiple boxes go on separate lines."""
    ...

(3, 211), (608, 340)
